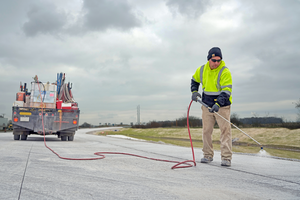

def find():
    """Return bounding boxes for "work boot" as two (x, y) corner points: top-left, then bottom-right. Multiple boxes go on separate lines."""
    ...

(221, 159), (231, 167)
(201, 156), (213, 163)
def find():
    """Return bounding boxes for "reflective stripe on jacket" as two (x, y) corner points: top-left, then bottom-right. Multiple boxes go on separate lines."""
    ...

(191, 61), (232, 108)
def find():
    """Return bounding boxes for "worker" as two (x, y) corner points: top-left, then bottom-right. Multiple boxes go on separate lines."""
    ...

(191, 47), (233, 166)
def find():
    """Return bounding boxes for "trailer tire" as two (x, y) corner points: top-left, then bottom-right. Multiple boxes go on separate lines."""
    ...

(61, 136), (67, 141)
(14, 135), (20, 140)
(21, 134), (27, 140)
(68, 135), (74, 141)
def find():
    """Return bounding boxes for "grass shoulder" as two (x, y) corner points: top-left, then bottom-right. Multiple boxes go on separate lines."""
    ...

(95, 127), (300, 160)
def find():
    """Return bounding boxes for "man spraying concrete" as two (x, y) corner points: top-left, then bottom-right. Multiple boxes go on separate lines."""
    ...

(191, 47), (233, 166)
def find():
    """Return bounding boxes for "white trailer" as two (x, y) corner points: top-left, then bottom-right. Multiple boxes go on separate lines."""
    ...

(0, 116), (8, 130)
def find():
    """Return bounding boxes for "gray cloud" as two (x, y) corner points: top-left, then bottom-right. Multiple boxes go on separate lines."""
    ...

(23, 2), (67, 36)
(21, 0), (141, 36)
(82, 0), (140, 31)
(0, 0), (300, 125)
(226, 0), (300, 104)
(166, 0), (210, 18)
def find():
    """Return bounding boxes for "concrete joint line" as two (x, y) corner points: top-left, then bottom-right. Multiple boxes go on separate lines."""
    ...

(219, 165), (300, 186)
(18, 145), (33, 200)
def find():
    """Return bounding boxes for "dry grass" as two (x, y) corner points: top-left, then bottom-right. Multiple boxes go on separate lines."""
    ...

(231, 128), (300, 147)
(109, 127), (300, 147)
(95, 127), (300, 160)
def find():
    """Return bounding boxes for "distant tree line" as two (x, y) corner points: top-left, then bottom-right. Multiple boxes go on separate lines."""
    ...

(133, 116), (202, 128)
(79, 122), (92, 128)
(230, 113), (284, 127)
(80, 114), (299, 130)
(133, 114), (300, 129)
(79, 98), (300, 130)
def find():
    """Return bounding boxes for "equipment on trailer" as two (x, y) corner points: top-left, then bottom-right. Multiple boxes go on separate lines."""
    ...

(12, 73), (80, 141)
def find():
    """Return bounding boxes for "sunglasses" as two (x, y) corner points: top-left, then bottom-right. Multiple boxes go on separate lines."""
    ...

(211, 59), (222, 62)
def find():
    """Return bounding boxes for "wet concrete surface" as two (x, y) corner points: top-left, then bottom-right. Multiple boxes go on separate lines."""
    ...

(1, 128), (300, 200)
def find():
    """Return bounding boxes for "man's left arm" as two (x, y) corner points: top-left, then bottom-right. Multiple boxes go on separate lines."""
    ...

(217, 69), (232, 107)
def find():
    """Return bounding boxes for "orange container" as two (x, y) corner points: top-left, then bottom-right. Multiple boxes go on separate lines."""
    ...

(17, 92), (25, 102)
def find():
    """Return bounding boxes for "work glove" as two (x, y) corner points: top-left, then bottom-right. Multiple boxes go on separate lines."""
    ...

(192, 91), (201, 102)
(209, 103), (220, 113)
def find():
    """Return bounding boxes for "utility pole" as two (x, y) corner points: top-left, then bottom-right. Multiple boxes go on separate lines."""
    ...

(137, 105), (140, 125)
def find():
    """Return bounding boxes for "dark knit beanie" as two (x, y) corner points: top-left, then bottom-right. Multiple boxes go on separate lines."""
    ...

(207, 47), (222, 60)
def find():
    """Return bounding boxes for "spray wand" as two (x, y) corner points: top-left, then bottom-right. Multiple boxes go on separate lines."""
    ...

(197, 97), (264, 150)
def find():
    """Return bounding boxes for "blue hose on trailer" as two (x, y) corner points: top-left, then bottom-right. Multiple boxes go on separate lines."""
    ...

(57, 73), (63, 96)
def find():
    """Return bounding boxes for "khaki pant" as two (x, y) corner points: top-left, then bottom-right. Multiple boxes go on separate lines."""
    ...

(201, 105), (232, 160)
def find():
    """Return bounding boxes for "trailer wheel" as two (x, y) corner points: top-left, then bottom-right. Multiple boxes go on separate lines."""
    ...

(61, 136), (67, 141)
(68, 135), (74, 141)
(21, 134), (28, 140)
(14, 135), (20, 140)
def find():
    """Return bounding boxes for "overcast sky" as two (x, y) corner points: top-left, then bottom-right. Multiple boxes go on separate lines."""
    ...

(1, 0), (299, 125)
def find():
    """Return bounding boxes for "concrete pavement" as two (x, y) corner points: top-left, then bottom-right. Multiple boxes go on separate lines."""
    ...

(1, 128), (300, 200)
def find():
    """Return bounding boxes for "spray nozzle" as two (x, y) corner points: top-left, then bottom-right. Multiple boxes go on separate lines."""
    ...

(261, 146), (264, 150)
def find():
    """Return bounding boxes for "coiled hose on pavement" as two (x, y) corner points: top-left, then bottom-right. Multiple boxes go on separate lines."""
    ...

(38, 78), (196, 169)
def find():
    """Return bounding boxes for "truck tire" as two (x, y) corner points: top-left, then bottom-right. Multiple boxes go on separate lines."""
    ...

(21, 134), (28, 140)
(61, 136), (67, 141)
(14, 135), (20, 140)
(68, 135), (74, 141)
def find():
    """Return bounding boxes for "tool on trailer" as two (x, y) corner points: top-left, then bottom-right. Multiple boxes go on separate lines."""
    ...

(196, 97), (264, 150)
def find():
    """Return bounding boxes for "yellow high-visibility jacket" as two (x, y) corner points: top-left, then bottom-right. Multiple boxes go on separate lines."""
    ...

(191, 61), (232, 108)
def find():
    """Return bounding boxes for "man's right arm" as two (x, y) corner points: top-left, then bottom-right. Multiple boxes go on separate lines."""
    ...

(191, 79), (200, 92)
(191, 79), (201, 102)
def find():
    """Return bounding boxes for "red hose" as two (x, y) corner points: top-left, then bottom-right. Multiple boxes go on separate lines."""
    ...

(186, 100), (196, 162)
(38, 78), (196, 169)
